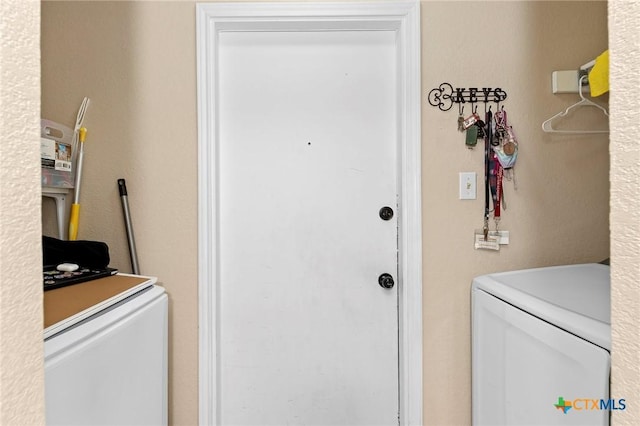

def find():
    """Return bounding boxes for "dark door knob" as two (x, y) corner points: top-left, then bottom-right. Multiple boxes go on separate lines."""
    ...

(379, 206), (394, 221)
(378, 273), (395, 289)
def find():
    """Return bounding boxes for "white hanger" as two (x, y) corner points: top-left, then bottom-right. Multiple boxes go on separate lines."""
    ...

(541, 75), (609, 134)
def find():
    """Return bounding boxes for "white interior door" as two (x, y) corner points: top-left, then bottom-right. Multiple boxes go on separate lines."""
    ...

(217, 30), (399, 425)
(197, 3), (423, 425)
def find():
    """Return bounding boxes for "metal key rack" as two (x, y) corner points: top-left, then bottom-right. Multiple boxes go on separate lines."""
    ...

(427, 83), (508, 112)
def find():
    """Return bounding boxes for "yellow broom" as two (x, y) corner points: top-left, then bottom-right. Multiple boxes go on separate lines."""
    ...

(68, 127), (86, 240)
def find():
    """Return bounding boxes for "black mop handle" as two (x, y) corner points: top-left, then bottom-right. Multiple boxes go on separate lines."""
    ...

(118, 179), (140, 275)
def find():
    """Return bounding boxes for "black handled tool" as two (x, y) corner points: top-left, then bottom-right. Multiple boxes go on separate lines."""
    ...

(118, 179), (140, 275)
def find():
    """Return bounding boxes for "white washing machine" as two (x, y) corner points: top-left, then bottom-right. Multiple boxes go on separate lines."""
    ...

(472, 263), (611, 426)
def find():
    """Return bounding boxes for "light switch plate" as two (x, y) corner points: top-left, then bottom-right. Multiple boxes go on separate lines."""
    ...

(459, 172), (476, 200)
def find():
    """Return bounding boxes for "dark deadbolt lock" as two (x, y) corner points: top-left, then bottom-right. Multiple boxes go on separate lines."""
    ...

(378, 273), (395, 289)
(379, 206), (394, 221)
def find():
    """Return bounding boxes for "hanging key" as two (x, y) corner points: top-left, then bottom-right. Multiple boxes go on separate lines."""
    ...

(457, 105), (465, 132)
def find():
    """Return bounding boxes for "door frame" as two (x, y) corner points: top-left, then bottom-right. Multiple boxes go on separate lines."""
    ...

(196, 2), (422, 424)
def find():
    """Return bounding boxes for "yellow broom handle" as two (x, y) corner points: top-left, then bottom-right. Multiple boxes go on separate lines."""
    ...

(68, 128), (86, 240)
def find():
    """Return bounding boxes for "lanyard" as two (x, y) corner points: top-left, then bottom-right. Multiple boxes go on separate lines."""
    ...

(483, 109), (492, 238)
(490, 150), (503, 220)
(491, 108), (506, 225)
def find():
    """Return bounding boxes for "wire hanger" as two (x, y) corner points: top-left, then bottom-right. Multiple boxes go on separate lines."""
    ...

(541, 75), (609, 134)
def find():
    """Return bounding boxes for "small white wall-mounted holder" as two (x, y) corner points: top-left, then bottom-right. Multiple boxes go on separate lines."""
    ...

(551, 57), (595, 94)
(552, 70), (590, 94)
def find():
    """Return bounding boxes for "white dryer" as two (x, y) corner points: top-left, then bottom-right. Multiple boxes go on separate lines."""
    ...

(44, 275), (168, 426)
(472, 263), (611, 426)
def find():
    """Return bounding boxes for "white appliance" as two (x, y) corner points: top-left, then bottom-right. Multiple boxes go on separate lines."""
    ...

(44, 277), (168, 425)
(472, 263), (611, 426)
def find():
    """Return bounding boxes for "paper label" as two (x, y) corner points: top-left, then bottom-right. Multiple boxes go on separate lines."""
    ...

(41, 137), (72, 172)
(474, 233), (500, 250)
(488, 230), (510, 245)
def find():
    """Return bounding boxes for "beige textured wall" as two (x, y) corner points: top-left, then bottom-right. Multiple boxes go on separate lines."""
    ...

(38, 1), (628, 426)
(610, 1), (640, 425)
(0, 0), (44, 424)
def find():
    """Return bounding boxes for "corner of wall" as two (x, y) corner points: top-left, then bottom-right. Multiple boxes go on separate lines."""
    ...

(609, 1), (640, 424)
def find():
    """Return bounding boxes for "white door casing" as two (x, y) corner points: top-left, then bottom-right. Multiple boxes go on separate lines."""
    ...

(197, 2), (422, 425)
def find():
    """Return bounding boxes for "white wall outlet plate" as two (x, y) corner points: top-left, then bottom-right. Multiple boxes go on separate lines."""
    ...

(459, 172), (476, 200)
